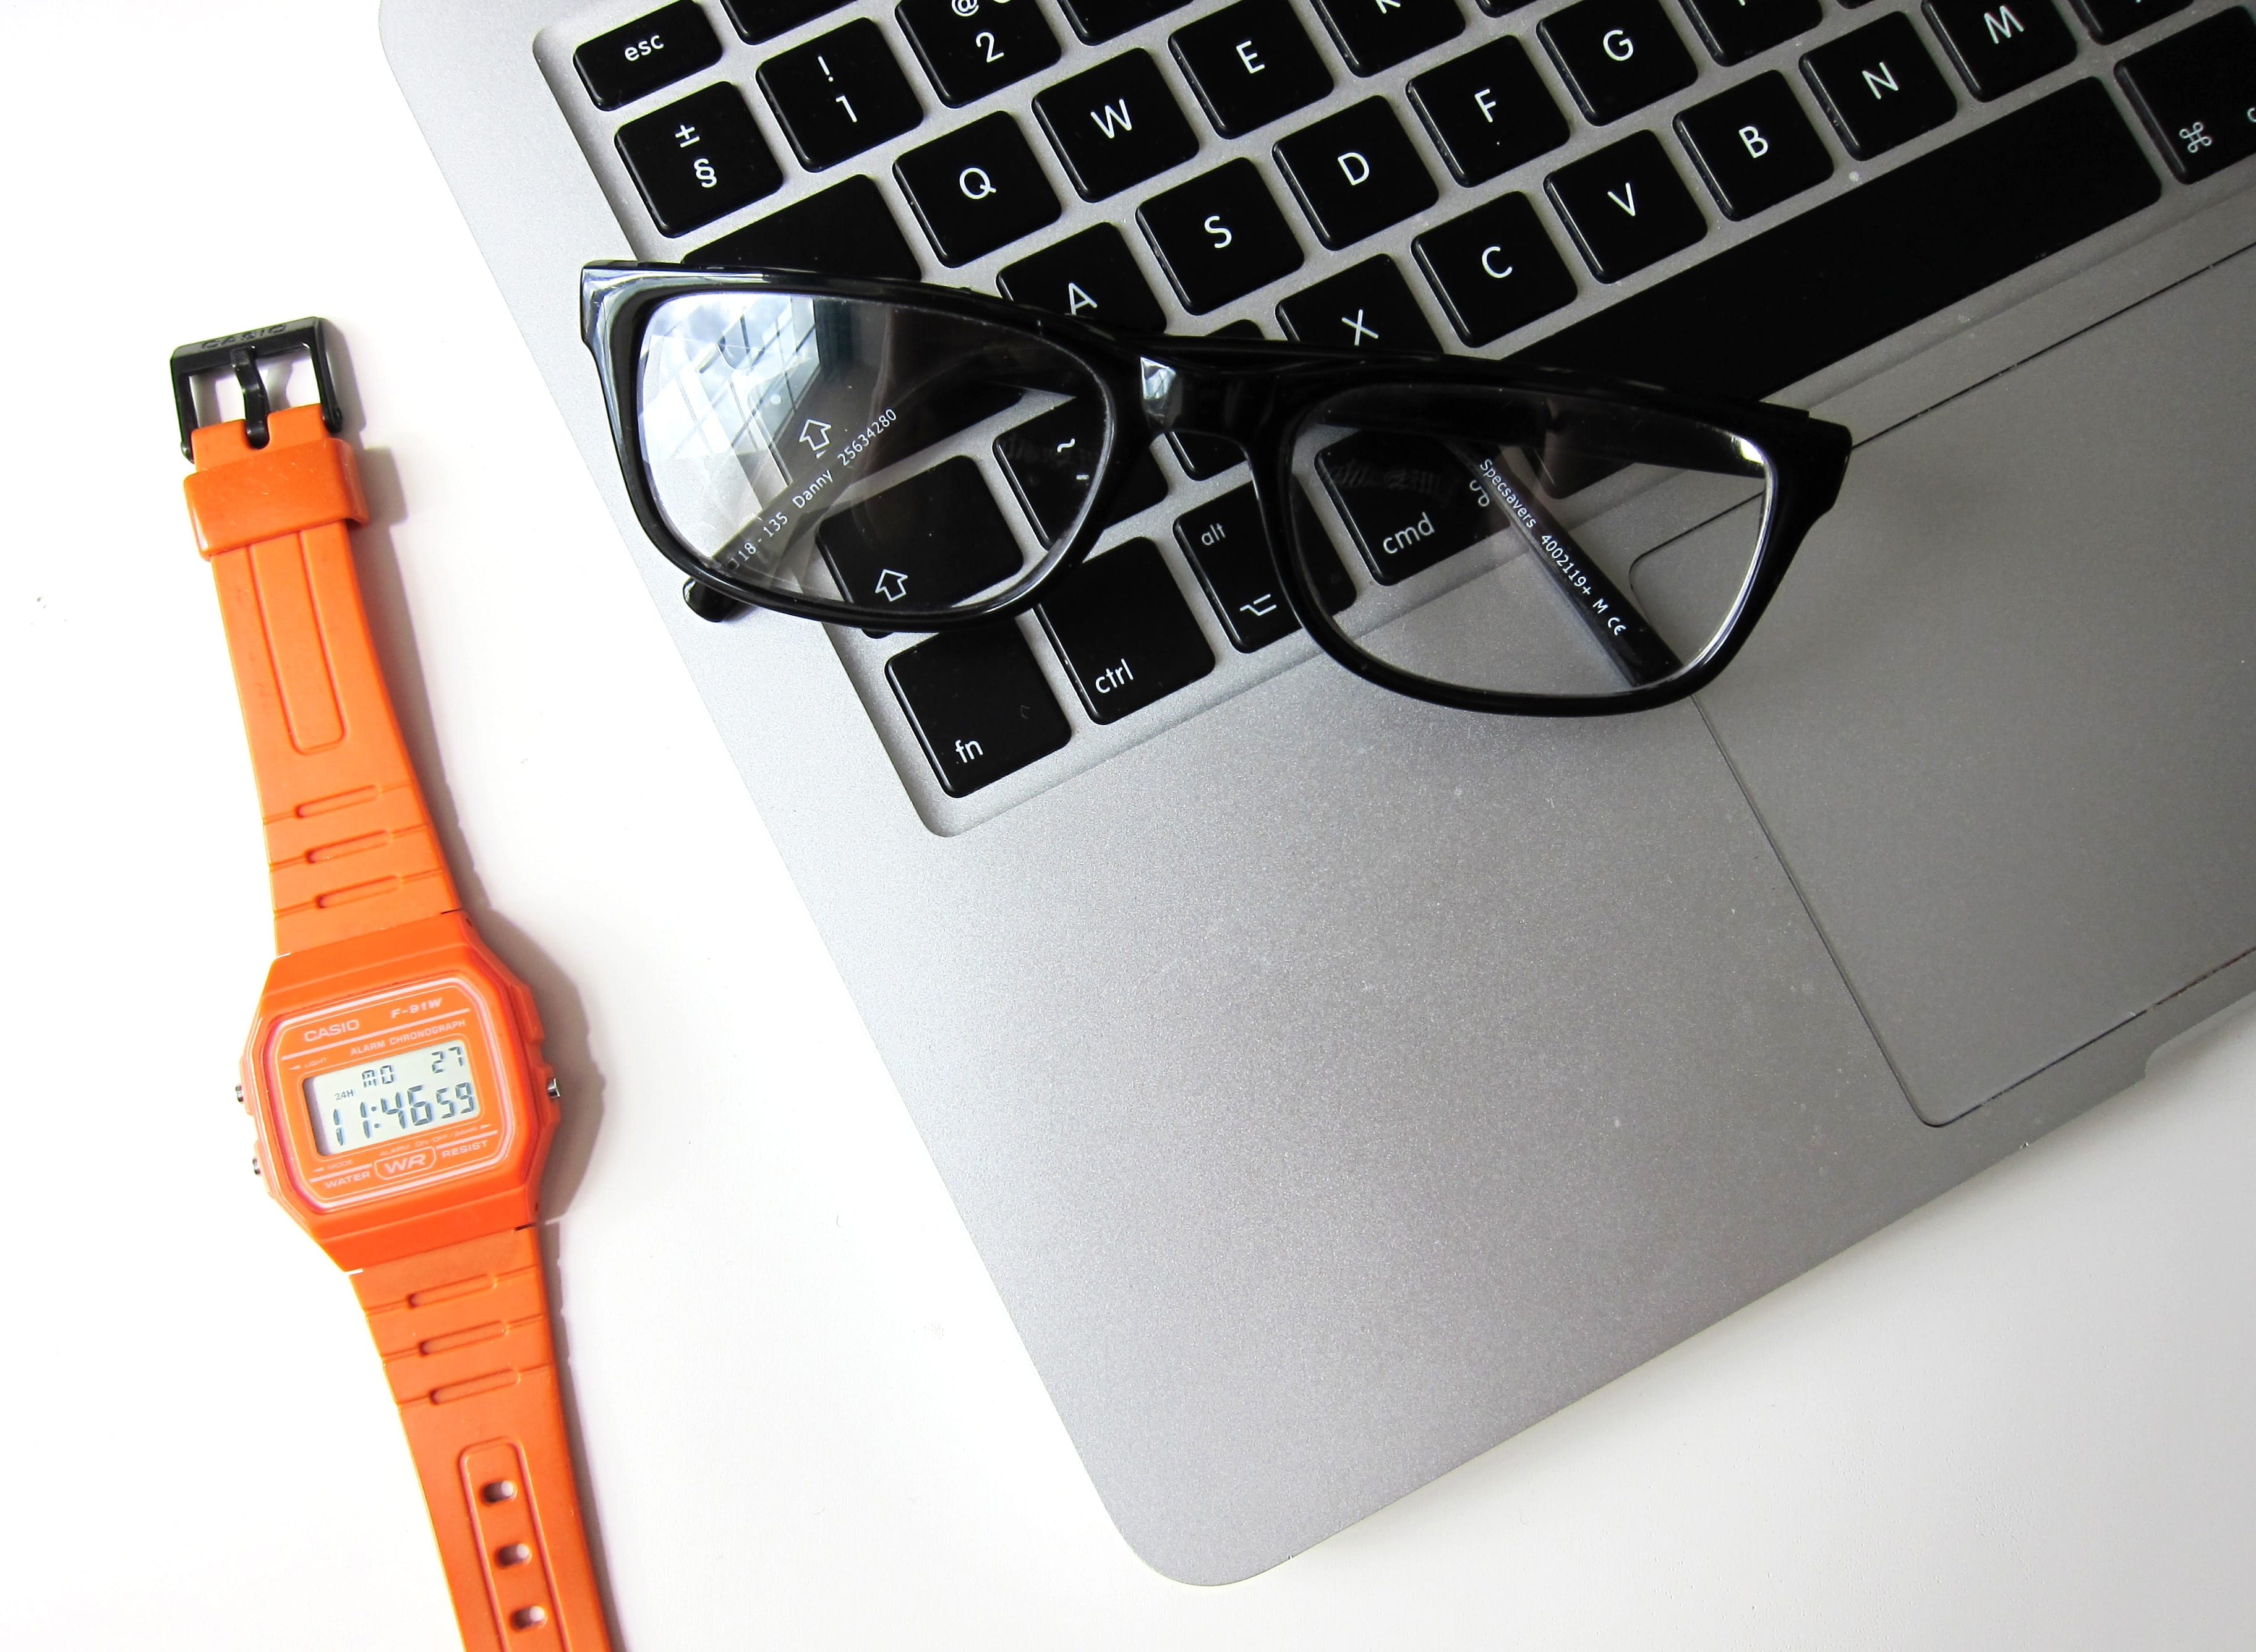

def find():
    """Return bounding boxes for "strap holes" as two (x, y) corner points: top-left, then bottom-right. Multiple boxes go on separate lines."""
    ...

(510, 1606), (549, 1630)
(496, 1543), (532, 1567)
(481, 1478), (519, 1503)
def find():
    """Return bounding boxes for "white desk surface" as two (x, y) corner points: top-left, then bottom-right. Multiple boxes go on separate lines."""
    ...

(4, 4), (2252, 1645)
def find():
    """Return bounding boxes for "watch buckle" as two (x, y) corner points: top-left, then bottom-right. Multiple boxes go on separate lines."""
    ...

(169, 317), (343, 461)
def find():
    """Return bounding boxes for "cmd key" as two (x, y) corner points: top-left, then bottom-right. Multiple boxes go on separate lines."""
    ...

(2116, 8), (2256, 182)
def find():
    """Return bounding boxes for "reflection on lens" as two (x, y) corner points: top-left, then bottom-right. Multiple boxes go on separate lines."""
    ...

(638, 290), (1103, 618)
(1289, 386), (1767, 701)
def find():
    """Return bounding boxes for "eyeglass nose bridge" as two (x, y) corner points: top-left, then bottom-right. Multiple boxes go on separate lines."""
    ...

(1135, 352), (1273, 444)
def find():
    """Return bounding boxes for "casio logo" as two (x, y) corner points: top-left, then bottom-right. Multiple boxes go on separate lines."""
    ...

(302, 1018), (361, 1041)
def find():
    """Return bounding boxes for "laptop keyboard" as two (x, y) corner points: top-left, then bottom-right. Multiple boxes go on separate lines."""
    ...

(544, 0), (2256, 830)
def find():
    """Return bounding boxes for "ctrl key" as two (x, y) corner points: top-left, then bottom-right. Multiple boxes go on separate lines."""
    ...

(886, 622), (1071, 796)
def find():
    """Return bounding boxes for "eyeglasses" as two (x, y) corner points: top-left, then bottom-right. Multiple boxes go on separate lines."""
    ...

(580, 263), (1851, 717)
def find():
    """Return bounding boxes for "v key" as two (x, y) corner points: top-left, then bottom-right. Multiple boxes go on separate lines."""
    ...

(1545, 131), (1706, 281)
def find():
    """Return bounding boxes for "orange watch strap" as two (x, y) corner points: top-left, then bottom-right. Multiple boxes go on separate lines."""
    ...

(186, 401), (457, 955)
(352, 1227), (613, 1652)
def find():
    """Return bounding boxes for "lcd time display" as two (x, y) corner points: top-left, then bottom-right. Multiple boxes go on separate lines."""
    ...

(304, 1039), (481, 1156)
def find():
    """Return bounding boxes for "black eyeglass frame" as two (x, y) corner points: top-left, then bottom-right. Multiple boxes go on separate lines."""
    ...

(581, 262), (1852, 718)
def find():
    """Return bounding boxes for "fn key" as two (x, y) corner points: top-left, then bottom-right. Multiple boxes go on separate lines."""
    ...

(887, 622), (1071, 796)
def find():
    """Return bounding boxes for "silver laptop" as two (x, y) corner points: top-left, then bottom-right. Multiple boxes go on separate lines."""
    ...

(380, 0), (2256, 1582)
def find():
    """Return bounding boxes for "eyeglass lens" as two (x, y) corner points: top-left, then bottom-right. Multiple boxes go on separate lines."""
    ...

(638, 291), (1105, 619)
(1286, 385), (1771, 701)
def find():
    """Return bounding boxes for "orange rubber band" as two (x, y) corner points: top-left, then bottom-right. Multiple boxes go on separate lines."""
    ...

(188, 403), (456, 954)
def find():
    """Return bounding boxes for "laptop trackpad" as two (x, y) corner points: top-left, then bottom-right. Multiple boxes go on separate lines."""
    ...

(1690, 244), (2256, 1125)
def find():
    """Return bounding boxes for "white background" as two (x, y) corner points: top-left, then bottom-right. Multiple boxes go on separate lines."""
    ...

(2, 2), (2252, 1645)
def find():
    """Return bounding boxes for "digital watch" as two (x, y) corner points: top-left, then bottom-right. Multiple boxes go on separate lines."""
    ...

(174, 320), (613, 1652)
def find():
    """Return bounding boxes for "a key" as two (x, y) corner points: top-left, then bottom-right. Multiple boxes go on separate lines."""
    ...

(1674, 0), (1823, 66)
(1538, 0), (1699, 124)
(1276, 255), (1442, 349)
(1171, 0), (1335, 137)
(576, 2), (724, 109)
(722, 0), (848, 42)
(1034, 539), (1216, 722)
(816, 455), (1027, 611)
(1272, 98), (1440, 248)
(1407, 37), (1571, 185)
(692, 174), (923, 278)
(894, 113), (1062, 264)
(886, 621), (1071, 795)
(757, 19), (924, 169)
(998, 226), (1169, 330)
(1673, 70), (1835, 218)
(1516, 81), (2160, 395)
(897, 0), (1061, 106)
(994, 399), (1169, 545)
(1800, 15), (1959, 158)
(2064, 0), (2190, 43)
(1309, 0), (1466, 77)
(1411, 192), (1579, 344)
(1174, 483), (1352, 649)
(1137, 159), (1307, 312)
(616, 83), (785, 237)
(1032, 50), (1202, 200)
(1054, 0), (1192, 44)
(1545, 131), (1707, 280)
(1924, 0), (2077, 100)
(1313, 432), (1496, 585)
(2116, 8), (2256, 182)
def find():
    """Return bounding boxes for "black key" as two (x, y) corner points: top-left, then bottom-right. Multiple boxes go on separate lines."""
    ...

(816, 455), (1025, 611)
(1538, 0), (1699, 124)
(1033, 50), (1202, 200)
(758, 19), (924, 170)
(1056, 0), (1192, 43)
(723, 0), (847, 42)
(999, 226), (1169, 330)
(1310, 0), (1466, 75)
(2117, 9), (2256, 182)
(576, 2), (723, 109)
(1925, 0), (2077, 99)
(897, 0), (1061, 106)
(1138, 159), (1307, 312)
(1171, 0), (1335, 137)
(1545, 130), (1707, 279)
(886, 623), (1070, 796)
(692, 174), (922, 278)
(616, 83), (785, 237)
(1272, 98), (1441, 248)
(2065, 0), (2190, 43)
(1170, 433), (1246, 477)
(1175, 484), (1353, 649)
(1516, 80), (2161, 394)
(894, 114), (1062, 264)
(1674, 70), (1835, 218)
(1035, 539), (1216, 722)
(1408, 38), (1571, 185)
(1411, 192), (1579, 344)
(1675, 0), (1823, 66)
(1314, 432), (1496, 585)
(1801, 15), (1958, 157)
(994, 400), (1169, 545)
(1276, 255), (1442, 348)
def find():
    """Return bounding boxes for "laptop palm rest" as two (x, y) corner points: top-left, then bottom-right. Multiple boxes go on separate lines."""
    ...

(1697, 243), (2256, 1126)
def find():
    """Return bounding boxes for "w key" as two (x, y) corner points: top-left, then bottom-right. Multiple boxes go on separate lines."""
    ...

(1033, 49), (1201, 200)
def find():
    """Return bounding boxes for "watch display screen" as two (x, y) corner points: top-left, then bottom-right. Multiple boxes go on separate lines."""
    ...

(304, 1039), (481, 1156)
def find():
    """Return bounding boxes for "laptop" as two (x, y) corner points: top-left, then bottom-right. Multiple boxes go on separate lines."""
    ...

(379, 0), (2256, 1582)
